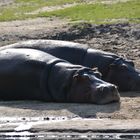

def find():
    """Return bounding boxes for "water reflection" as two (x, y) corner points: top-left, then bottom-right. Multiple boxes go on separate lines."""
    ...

(0, 132), (140, 140)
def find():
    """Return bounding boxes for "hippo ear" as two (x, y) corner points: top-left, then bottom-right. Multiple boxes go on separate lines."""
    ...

(113, 58), (135, 67)
(127, 60), (135, 67)
(110, 58), (123, 69)
(120, 64), (128, 70)
(73, 74), (79, 80)
(112, 58), (123, 65)
(92, 67), (98, 72)
(92, 67), (102, 78)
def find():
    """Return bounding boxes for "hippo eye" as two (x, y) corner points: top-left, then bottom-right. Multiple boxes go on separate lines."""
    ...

(110, 63), (117, 69)
(120, 64), (128, 70)
(128, 61), (135, 67)
(94, 72), (102, 79)
(73, 73), (90, 81)
(82, 74), (90, 80)
(92, 67), (98, 72)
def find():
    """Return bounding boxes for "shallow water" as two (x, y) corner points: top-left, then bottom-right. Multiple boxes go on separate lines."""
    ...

(0, 116), (139, 139)
(0, 131), (140, 140)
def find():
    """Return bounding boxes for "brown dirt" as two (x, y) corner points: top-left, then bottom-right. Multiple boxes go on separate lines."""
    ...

(0, 19), (139, 67)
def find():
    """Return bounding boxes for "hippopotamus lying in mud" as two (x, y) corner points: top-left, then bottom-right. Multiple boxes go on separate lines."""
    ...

(0, 48), (120, 104)
(1, 40), (140, 91)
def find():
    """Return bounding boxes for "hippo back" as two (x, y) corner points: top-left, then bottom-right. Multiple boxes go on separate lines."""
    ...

(1, 40), (88, 65)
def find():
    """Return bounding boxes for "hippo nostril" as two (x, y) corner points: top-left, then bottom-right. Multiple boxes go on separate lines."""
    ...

(98, 85), (118, 94)
(102, 85), (116, 93)
(102, 86), (109, 93)
(110, 85), (116, 92)
(98, 86), (104, 92)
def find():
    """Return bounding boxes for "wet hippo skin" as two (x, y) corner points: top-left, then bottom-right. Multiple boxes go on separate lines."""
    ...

(0, 48), (120, 104)
(1, 40), (140, 91)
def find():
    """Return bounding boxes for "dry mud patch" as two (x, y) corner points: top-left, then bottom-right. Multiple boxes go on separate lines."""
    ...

(0, 18), (139, 128)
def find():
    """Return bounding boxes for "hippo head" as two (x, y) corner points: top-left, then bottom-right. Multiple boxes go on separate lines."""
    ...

(67, 68), (120, 104)
(106, 58), (140, 91)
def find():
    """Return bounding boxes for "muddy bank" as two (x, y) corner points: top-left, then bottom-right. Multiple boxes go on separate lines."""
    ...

(0, 21), (140, 67)
(0, 18), (139, 120)
(0, 94), (139, 119)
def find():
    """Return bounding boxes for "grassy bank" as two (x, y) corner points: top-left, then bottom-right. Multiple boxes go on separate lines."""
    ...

(0, 0), (139, 24)
(15, 0), (80, 6)
(39, 0), (140, 24)
(0, 0), (81, 21)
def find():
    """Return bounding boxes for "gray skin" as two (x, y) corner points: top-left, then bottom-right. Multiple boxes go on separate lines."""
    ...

(106, 58), (140, 91)
(0, 48), (120, 104)
(1, 39), (140, 91)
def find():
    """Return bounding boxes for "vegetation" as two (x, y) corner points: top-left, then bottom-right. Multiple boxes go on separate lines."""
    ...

(0, 0), (139, 24)
(15, 0), (81, 5)
(39, 0), (140, 24)
(0, 0), (81, 21)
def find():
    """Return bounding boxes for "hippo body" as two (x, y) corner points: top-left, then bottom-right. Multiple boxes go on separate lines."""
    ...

(0, 48), (119, 104)
(1, 40), (87, 65)
(2, 40), (140, 91)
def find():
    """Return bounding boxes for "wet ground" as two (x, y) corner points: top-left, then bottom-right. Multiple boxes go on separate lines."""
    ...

(0, 117), (140, 139)
(0, 94), (139, 139)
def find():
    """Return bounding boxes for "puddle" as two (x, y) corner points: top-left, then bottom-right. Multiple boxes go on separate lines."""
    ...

(0, 132), (140, 140)
(0, 116), (72, 125)
(0, 117), (139, 139)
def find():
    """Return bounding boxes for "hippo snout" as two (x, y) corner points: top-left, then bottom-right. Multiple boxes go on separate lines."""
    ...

(68, 71), (120, 104)
(102, 85), (116, 93)
(94, 84), (120, 104)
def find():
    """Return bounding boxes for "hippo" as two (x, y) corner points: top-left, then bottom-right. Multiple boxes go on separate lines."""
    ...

(1, 40), (140, 91)
(0, 48), (120, 104)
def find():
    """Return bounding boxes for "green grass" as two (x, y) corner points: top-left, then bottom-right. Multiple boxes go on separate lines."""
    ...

(39, 0), (140, 24)
(15, 0), (82, 6)
(0, 0), (139, 24)
(0, 0), (81, 21)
